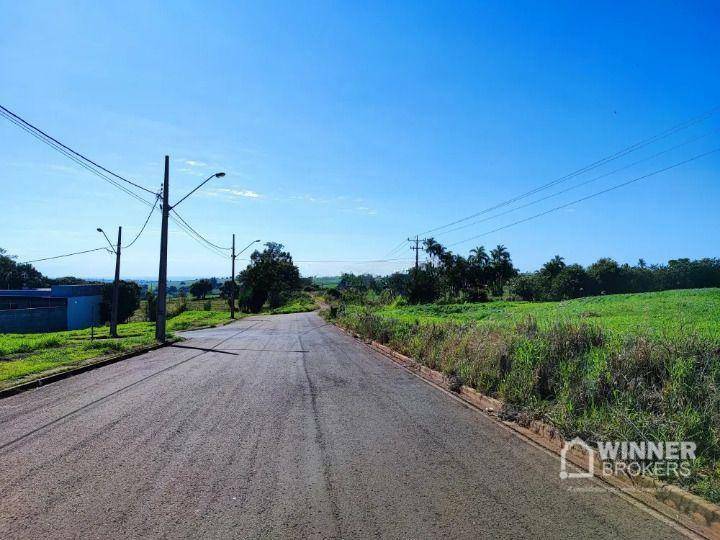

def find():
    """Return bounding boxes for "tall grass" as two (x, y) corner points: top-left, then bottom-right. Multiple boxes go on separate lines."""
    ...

(335, 308), (720, 502)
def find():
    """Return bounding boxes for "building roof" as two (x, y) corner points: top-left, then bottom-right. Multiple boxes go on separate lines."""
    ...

(0, 285), (102, 298)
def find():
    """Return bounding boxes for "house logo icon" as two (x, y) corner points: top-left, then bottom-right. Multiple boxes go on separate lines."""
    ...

(559, 437), (594, 480)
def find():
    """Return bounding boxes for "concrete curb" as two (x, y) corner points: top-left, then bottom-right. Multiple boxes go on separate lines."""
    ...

(334, 324), (720, 539)
(0, 341), (173, 400)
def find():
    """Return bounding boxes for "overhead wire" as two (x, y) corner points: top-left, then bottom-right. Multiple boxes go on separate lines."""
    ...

(0, 108), (156, 208)
(21, 247), (110, 264)
(434, 126), (720, 239)
(447, 146), (720, 248)
(416, 104), (720, 238)
(0, 104), (157, 195)
(124, 193), (162, 249)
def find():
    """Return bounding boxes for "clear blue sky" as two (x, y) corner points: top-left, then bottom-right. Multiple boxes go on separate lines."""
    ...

(1, 1), (719, 279)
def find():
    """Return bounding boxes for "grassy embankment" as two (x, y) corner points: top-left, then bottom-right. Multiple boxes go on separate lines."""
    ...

(333, 288), (720, 502)
(267, 292), (318, 314)
(0, 310), (233, 388)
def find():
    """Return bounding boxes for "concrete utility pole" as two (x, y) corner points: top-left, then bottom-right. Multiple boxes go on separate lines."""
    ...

(155, 161), (225, 342)
(408, 236), (426, 291)
(409, 236), (420, 274)
(155, 156), (170, 342)
(110, 226), (122, 337)
(230, 233), (236, 319)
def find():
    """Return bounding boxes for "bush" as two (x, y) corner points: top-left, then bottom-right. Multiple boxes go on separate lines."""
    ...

(100, 281), (141, 323)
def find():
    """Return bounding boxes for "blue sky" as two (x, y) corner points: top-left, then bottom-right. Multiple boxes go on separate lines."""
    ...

(1, 1), (719, 279)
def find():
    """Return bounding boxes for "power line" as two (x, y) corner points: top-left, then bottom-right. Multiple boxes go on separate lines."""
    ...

(0, 104), (157, 195)
(435, 127), (720, 238)
(447, 146), (720, 248)
(0, 108), (156, 208)
(166, 212), (230, 259)
(406, 104), (719, 241)
(124, 194), (161, 248)
(172, 219), (229, 259)
(21, 247), (110, 264)
(383, 239), (411, 258)
(170, 210), (232, 251)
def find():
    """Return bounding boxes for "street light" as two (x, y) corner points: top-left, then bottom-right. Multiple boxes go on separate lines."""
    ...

(96, 228), (116, 254)
(156, 161), (227, 342)
(238, 239), (261, 256)
(170, 171), (226, 209)
(97, 226), (122, 337)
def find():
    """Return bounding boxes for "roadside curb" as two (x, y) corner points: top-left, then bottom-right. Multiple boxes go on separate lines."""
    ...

(0, 341), (173, 400)
(334, 324), (720, 539)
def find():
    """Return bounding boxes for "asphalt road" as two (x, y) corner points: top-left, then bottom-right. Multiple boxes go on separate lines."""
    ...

(0, 312), (689, 539)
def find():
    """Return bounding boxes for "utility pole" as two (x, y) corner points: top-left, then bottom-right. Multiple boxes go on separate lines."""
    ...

(409, 236), (421, 274)
(156, 156), (170, 342)
(230, 233), (236, 319)
(408, 236), (425, 291)
(110, 226), (122, 337)
(154, 161), (225, 341)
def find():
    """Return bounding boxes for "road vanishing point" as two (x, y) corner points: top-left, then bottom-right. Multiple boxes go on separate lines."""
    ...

(0, 312), (691, 538)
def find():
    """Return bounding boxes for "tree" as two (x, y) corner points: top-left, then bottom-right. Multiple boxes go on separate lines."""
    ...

(190, 278), (213, 299)
(50, 276), (88, 285)
(541, 255), (566, 279)
(489, 244), (517, 296)
(508, 273), (547, 301)
(423, 238), (446, 265)
(468, 245), (492, 300)
(587, 258), (622, 295)
(550, 264), (591, 300)
(145, 290), (157, 322)
(219, 279), (238, 309)
(0, 247), (49, 289)
(469, 246), (490, 266)
(100, 280), (141, 324)
(238, 242), (300, 312)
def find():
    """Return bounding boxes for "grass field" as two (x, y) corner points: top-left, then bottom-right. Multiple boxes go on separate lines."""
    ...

(374, 288), (720, 341)
(0, 310), (235, 387)
(336, 288), (720, 502)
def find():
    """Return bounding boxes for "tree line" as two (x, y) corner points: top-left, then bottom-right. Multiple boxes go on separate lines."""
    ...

(334, 238), (720, 303)
(1, 242), (306, 319)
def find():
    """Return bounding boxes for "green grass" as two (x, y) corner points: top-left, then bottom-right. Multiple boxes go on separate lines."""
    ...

(335, 288), (720, 503)
(267, 293), (318, 314)
(0, 310), (236, 386)
(374, 288), (720, 341)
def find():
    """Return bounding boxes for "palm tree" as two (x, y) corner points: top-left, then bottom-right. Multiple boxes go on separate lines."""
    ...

(541, 255), (566, 278)
(423, 238), (446, 264)
(489, 244), (516, 296)
(469, 245), (489, 266)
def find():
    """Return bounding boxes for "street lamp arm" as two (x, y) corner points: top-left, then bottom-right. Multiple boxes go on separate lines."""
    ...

(97, 228), (117, 254)
(170, 172), (225, 209)
(235, 239), (261, 258)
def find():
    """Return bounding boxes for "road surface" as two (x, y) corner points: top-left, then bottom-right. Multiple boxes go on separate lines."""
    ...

(0, 312), (688, 538)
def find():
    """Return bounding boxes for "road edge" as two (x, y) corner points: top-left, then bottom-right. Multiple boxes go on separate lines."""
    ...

(332, 323), (720, 540)
(0, 341), (173, 399)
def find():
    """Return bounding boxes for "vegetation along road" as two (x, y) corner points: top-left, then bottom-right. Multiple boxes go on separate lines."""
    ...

(0, 312), (690, 538)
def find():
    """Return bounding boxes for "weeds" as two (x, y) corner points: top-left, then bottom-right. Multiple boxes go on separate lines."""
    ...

(336, 308), (720, 502)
